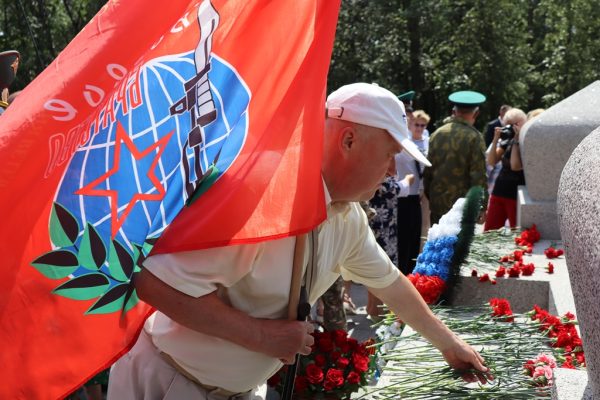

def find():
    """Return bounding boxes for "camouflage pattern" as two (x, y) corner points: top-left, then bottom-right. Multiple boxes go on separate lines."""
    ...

(423, 117), (488, 224)
(321, 276), (347, 331)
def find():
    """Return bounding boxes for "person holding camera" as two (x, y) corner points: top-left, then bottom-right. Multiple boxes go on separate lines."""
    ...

(483, 108), (527, 231)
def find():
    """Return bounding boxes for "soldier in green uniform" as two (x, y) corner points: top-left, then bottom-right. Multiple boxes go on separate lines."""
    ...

(423, 91), (488, 224)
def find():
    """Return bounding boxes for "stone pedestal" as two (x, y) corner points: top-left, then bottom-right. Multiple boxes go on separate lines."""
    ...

(557, 126), (600, 399)
(518, 80), (600, 238)
(517, 187), (559, 239)
(552, 369), (593, 400)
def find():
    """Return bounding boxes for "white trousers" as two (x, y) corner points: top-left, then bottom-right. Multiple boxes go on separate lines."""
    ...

(107, 331), (267, 400)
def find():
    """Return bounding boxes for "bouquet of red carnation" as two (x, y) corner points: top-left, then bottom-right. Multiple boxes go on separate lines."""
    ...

(515, 224), (541, 248)
(268, 329), (376, 399)
(489, 298), (515, 322)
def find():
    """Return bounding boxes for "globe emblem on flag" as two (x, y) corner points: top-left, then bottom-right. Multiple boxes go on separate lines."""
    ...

(32, 52), (250, 314)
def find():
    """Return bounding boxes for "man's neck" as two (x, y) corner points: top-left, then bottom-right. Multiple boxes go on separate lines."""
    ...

(453, 115), (474, 126)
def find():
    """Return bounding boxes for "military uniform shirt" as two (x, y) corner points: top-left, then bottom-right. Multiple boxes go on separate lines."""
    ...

(423, 117), (488, 223)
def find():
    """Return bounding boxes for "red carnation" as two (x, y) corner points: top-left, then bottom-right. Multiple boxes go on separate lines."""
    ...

(407, 273), (446, 304)
(513, 250), (523, 261)
(508, 266), (521, 277)
(516, 225), (540, 247)
(547, 262), (554, 274)
(317, 336), (334, 353)
(562, 356), (575, 369)
(306, 364), (324, 384)
(522, 263), (535, 276)
(330, 351), (341, 362)
(544, 246), (563, 259)
(332, 329), (348, 346)
(294, 375), (309, 392)
(489, 298), (514, 322)
(347, 337), (359, 351)
(336, 357), (350, 369)
(352, 353), (370, 373)
(471, 269), (478, 277)
(323, 368), (344, 390)
(495, 266), (506, 277)
(563, 312), (576, 321)
(576, 351), (586, 366)
(478, 273), (490, 282)
(314, 353), (327, 367)
(346, 371), (361, 385)
(525, 245), (533, 254)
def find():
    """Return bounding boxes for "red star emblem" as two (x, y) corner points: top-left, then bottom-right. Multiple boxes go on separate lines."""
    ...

(76, 123), (173, 237)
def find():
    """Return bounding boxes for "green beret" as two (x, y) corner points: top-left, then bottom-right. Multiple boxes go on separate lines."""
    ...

(397, 90), (415, 103)
(448, 90), (486, 107)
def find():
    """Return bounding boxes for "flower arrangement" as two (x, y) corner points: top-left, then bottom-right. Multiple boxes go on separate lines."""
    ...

(469, 226), (549, 283)
(490, 298), (586, 369)
(371, 302), (565, 399)
(515, 224), (541, 249)
(268, 329), (376, 399)
(408, 186), (484, 303)
(527, 305), (585, 368)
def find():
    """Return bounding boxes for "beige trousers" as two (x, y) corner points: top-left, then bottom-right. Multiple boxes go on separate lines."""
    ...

(107, 331), (267, 400)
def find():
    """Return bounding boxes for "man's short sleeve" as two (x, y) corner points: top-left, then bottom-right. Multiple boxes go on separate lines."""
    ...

(339, 204), (400, 288)
(143, 243), (262, 298)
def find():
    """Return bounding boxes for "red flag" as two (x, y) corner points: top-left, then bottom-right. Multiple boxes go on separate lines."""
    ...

(0, 1), (338, 398)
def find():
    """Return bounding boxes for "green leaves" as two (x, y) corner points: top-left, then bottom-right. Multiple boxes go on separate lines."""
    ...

(32, 201), (147, 315)
(52, 273), (110, 300)
(86, 283), (138, 315)
(79, 223), (107, 270)
(108, 240), (134, 282)
(49, 203), (79, 247)
(31, 249), (79, 279)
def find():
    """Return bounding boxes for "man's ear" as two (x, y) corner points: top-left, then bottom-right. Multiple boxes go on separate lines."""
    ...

(340, 126), (356, 153)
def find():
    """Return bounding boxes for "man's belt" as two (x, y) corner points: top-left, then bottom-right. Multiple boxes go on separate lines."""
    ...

(159, 350), (248, 398)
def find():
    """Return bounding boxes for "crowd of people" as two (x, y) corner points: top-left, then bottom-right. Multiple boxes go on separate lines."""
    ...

(329, 89), (545, 329)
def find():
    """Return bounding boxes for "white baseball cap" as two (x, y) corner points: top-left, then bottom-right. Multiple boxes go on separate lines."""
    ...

(326, 83), (431, 167)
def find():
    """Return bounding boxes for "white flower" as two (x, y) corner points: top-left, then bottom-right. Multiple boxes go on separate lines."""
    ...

(427, 198), (465, 241)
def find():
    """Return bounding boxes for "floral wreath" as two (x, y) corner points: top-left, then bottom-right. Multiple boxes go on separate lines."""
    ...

(408, 186), (484, 304)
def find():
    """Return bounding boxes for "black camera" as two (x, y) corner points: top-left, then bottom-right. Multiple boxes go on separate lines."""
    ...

(499, 124), (515, 141)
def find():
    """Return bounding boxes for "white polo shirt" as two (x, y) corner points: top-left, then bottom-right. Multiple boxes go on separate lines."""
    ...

(143, 198), (399, 392)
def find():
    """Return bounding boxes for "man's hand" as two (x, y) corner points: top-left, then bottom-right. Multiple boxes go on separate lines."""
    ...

(369, 276), (493, 385)
(440, 337), (493, 384)
(135, 268), (314, 363)
(258, 319), (315, 364)
(402, 173), (415, 187)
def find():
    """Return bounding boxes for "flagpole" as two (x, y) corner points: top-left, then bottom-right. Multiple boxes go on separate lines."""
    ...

(281, 234), (311, 400)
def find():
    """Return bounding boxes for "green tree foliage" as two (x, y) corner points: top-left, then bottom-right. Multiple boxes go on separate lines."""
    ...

(0, 0), (104, 89)
(1, 0), (599, 128)
(329, 0), (600, 129)
(530, 0), (600, 106)
(329, 0), (410, 94)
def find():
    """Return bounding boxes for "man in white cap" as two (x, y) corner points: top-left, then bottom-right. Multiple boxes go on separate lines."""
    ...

(108, 83), (491, 399)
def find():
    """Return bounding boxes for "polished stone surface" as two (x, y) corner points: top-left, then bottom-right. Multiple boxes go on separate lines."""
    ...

(518, 80), (600, 238)
(557, 126), (600, 399)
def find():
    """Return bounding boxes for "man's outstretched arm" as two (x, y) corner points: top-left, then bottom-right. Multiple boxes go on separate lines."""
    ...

(135, 267), (314, 364)
(368, 274), (492, 384)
